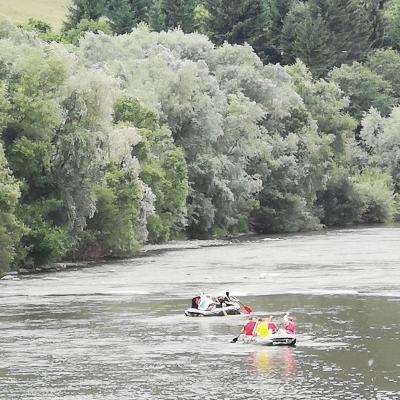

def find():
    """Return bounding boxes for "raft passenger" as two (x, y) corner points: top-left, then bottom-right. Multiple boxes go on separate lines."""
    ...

(268, 316), (278, 334)
(255, 318), (269, 337)
(191, 295), (201, 309)
(242, 317), (257, 336)
(283, 314), (295, 335)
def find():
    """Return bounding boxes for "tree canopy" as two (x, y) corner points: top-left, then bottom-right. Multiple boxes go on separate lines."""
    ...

(1, 2), (400, 273)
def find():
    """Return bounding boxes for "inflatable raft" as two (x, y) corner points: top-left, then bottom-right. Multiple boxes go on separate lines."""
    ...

(253, 333), (296, 346)
(234, 332), (296, 346)
(185, 303), (241, 317)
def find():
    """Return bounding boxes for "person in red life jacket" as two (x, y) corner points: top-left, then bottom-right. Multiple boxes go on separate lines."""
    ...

(283, 314), (295, 335)
(268, 315), (278, 334)
(242, 316), (257, 336)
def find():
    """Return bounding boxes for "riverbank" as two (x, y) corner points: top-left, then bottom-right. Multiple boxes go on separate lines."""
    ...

(0, 234), (260, 279)
(0, 261), (97, 280)
(2, 223), (398, 280)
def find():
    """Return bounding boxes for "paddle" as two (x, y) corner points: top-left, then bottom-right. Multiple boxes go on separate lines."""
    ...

(231, 334), (241, 343)
(238, 301), (252, 314)
(228, 294), (252, 314)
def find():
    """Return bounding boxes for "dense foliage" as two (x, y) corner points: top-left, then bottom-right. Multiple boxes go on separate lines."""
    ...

(1, 0), (400, 273)
(63, 0), (387, 69)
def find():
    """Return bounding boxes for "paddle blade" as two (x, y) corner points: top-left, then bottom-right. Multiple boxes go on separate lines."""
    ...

(231, 336), (239, 343)
(243, 305), (252, 314)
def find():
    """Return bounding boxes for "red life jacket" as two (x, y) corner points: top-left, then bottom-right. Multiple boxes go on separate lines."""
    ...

(268, 321), (278, 334)
(284, 320), (295, 334)
(244, 320), (256, 335)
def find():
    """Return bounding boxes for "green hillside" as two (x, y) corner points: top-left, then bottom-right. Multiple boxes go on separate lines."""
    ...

(0, 0), (71, 30)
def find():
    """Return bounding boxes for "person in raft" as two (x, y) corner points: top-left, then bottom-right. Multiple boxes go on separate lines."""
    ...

(283, 313), (295, 335)
(254, 318), (269, 337)
(224, 291), (237, 305)
(241, 316), (257, 337)
(191, 295), (201, 309)
(198, 292), (217, 311)
(268, 316), (278, 334)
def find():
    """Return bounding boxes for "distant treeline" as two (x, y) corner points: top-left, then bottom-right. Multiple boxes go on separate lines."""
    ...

(1, 0), (400, 274)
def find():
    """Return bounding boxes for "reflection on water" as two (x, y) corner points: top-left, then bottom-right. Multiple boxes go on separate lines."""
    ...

(0, 226), (399, 399)
(246, 347), (296, 377)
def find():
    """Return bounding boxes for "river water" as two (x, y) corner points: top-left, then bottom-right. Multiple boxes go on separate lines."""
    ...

(0, 226), (399, 399)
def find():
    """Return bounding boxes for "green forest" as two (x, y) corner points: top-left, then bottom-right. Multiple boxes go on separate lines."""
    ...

(1, 0), (400, 275)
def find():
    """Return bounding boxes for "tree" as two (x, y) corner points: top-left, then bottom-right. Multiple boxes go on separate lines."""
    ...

(280, 1), (308, 65)
(157, 0), (197, 32)
(63, 19), (112, 44)
(292, 3), (335, 77)
(316, 166), (364, 226)
(63, 0), (108, 30)
(193, 3), (209, 34)
(107, 0), (136, 34)
(287, 60), (357, 156)
(367, 49), (400, 101)
(264, 0), (294, 63)
(355, 168), (396, 223)
(113, 97), (189, 242)
(149, 0), (165, 31)
(329, 62), (395, 121)
(20, 19), (62, 42)
(205, 0), (270, 62)
(281, 0), (386, 74)
(385, 0), (400, 49)
(0, 143), (22, 274)
(84, 164), (147, 257)
(359, 106), (400, 193)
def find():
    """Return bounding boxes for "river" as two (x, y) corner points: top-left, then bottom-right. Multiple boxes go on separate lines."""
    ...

(0, 226), (399, 399)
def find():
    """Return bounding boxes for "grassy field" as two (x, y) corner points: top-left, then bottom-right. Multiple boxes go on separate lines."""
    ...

(0, 0), (71, 30)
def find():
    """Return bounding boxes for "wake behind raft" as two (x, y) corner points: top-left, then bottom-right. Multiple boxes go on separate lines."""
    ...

(184, 293), (247, 317)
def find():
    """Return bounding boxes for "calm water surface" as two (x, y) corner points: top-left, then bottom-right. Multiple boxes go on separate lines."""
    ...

(0, 227), (399, 399)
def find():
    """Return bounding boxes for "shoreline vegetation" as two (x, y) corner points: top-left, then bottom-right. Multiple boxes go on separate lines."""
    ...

(2, 0), (400, 277)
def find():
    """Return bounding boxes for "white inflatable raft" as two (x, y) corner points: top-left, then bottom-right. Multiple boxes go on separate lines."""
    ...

(234, 332), (296, 346)
(185, 303), (241, 317)
(253, 333), (296, 346)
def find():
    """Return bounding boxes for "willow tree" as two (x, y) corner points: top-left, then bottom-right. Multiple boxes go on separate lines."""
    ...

(359, 106), (400, 193)
(113, 97), (189, 242)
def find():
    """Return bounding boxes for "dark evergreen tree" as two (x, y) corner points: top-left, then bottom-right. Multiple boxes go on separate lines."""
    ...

(131, 0), (152, 23)
(293, 3), (335, 77)
(63, 0), (107, 30)
(205, 0), (270, 62)
(65, 0), (153, 34)
(368, 0), (387, 48)
(107, 0), (136, 34)
(311, 0), (385, 65)
(265, 0), (294, 63)
(281, 1), (308, 64)
(149, 0), (165, 31)
(106, 0), (152, 33)
(158, 0), (197, 32)
(281, 0), (387, 74)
